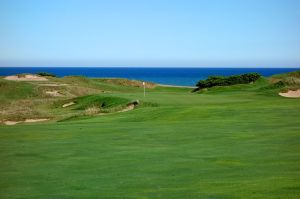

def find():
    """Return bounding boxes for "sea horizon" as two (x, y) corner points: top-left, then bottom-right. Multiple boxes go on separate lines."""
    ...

(1, 67), (299, 86)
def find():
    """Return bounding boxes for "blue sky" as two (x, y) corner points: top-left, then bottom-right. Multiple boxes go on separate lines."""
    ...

(0, 0), (299, 67)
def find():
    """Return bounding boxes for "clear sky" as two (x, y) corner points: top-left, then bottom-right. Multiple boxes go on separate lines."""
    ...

(0, 0), (299, 67)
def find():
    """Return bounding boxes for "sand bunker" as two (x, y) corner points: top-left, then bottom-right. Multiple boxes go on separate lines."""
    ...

(3, 118), (49, 125)
(46, 90), (63, 97)
(4, 75), (48, 81)
(98, 103), (136, 116)
(279, 89), (300, 98)
(3, 121), (21, 125)
(118, 104), (135, 112)
(62, 102), (75, 108)
(24, 119), (49, 123)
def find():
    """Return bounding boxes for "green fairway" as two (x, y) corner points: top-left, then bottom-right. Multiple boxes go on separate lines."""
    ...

(0, 75), (300, 198)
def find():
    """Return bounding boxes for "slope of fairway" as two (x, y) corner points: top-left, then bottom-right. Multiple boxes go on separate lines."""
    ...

(0, 75), (300, 198)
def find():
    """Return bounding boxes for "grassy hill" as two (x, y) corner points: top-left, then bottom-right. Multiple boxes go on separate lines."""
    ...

(0, 76), (157, 121)
(0, 72), (299, 198)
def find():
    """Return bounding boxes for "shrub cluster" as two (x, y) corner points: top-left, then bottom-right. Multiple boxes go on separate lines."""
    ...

(37, 72), (56, 77)
(196, 73), (261, 89)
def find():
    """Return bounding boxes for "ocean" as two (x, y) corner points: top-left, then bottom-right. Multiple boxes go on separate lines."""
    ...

(0, 67), (299, 86)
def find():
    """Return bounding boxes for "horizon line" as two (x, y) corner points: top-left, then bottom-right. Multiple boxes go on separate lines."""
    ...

(0, 65), (300, 69)
(1, 66), (300, 68)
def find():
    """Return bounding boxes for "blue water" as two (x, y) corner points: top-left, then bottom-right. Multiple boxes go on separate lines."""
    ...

(0, 67), (299, 86)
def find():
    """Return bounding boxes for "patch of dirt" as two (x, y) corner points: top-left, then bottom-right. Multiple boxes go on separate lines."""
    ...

(279, 89), (300, 98)
(4, 75), (48, 81)
(45, 90), (63, 97)
(62, 102), (75, 108)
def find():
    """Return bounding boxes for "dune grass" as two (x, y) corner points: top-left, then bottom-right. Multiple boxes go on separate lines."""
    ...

(0, 79), (36, 101)
(0, 75), (300, 198)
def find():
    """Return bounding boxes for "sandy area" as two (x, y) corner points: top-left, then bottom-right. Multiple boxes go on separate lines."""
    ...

(46, 90), (63, 97)
(3, 121), (21, 125)
(24, 119), (49, 123)
(3, 118), (49, 125)
(279, 89), (300, 98)
(4, 75), (48, 81)
(62, 102), (75, 108)
(118, 104), (135, 112)
(98, 104), (136, 116)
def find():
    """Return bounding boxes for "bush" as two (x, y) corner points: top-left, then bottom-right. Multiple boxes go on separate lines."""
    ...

(37, 72), (56, 77)
(196, 73), (261, 89)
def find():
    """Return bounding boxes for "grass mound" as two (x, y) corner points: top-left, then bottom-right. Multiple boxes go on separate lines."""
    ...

(271, 70), (300, 78)
(72, 95), (131, 110)
(56, 95), (134, 121)
(267, 70), (300, 94)
(270, 70), (300, 86)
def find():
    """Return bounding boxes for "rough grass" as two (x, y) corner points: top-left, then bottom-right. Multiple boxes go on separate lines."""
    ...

(269, 70), (300, 92)
(0, 79), (36, 101)
(98, 78), (157, 88)
(0, 76), (144, 121)
(0, 99), (54, 121)
(84, 106), (100, 115)
(271, 70), (300, 78)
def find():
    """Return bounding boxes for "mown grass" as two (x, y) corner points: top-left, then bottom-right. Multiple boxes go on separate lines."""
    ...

(0, 74), (300, 198)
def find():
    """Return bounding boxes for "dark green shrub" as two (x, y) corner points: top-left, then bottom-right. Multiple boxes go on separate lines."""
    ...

(37, 72), (56, 77)
(196, 73), (261, 89)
